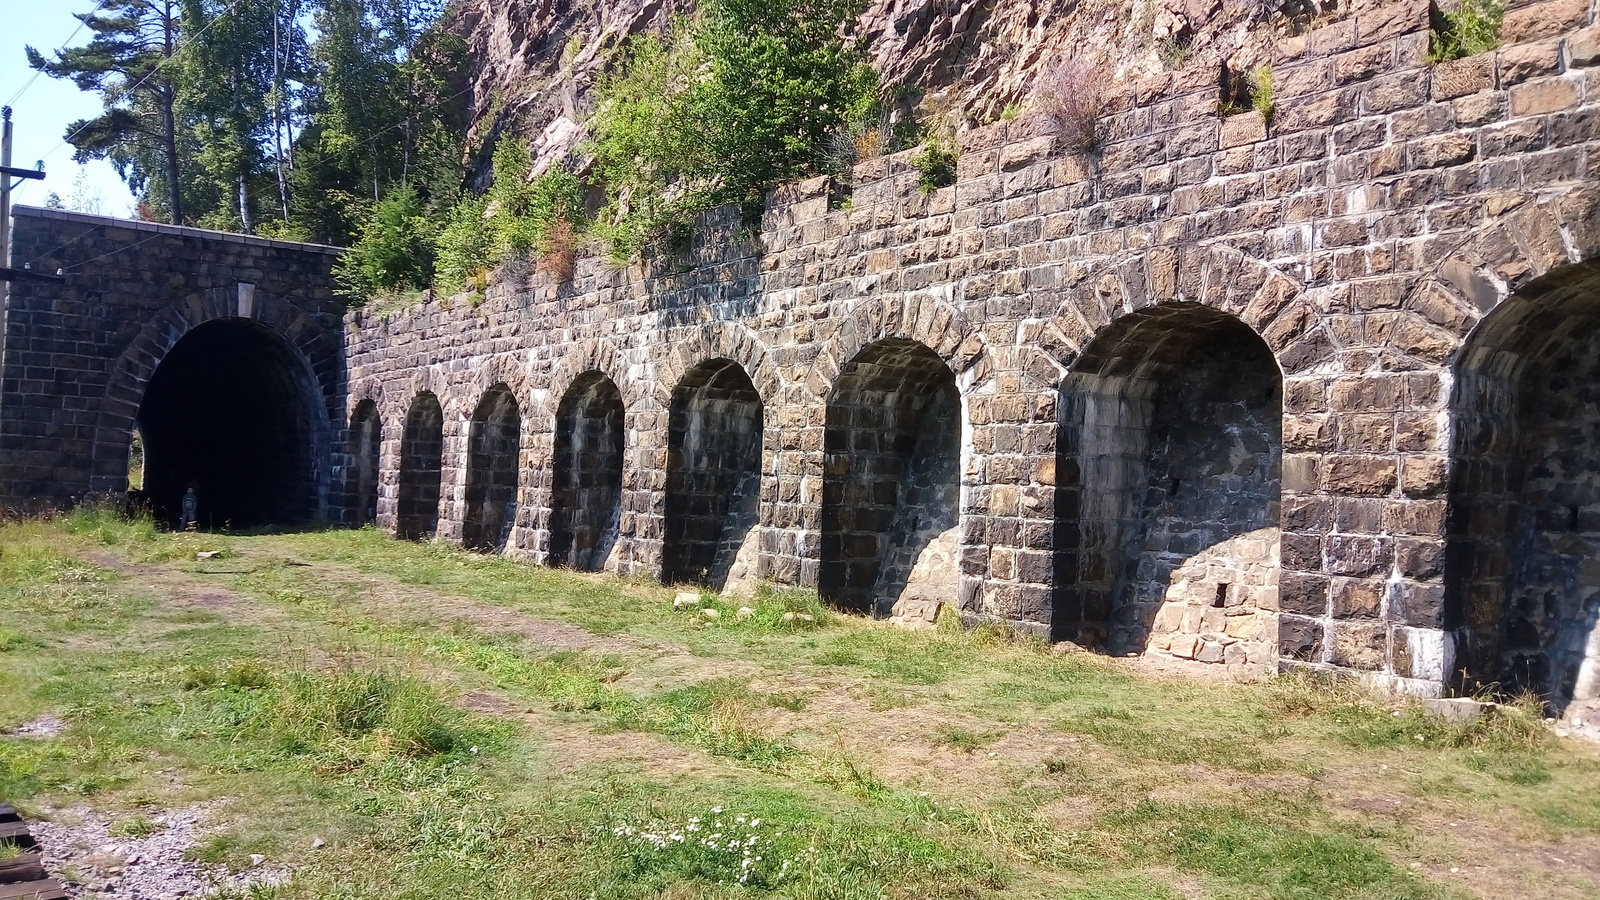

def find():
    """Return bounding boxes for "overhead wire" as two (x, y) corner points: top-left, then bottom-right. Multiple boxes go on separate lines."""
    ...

(3, 0), (111, 108)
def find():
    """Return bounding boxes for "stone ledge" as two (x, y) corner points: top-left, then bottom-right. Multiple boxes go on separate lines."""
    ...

(11, 205), (344, 255)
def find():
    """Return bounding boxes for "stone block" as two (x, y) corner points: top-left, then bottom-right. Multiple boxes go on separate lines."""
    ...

(1431, 54), (1496, 100)
(1498, 40), (1564, 85)
(1410, 133), (1477, 169)
(1571, 25), (1600, 68)
(1501, 0), (1589, 44)
(1327, 622), (1387, 670)
(1508, 77), (1581, 116)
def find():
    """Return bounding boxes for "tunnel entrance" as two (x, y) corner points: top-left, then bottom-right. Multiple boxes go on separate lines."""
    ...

(661, 359), (764, 589)
(1055, 304), (1282, 666)
(549, 372), (624, 571)
(463, 385), (522, 552)
(348, 400), (381, 526)
(821, 339), (961, 617)
(1447, 268), (1600, 711)
(398, 393), (445, 540)
(136, 318), (324, 529)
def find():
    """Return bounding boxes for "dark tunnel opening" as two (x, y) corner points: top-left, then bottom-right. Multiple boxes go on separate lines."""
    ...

(136, 318), (325, 529)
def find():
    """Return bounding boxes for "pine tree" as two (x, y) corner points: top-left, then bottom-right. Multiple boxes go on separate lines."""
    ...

(27, 0), (188, 223)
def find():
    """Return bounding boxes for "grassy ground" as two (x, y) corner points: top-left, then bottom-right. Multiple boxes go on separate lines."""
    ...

(2, 510), (1598, 899)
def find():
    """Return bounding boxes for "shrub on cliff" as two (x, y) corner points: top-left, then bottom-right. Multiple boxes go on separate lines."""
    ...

(588, 0), (878, 260)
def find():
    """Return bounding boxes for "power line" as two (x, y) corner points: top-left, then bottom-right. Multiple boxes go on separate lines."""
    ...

(3, 0), (112, 108)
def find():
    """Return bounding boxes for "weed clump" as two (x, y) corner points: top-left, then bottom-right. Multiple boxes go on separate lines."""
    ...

(185, 663), (495, 775)
(910, 139), (958, 194)
(1039, 54), (1106, 154)
(1429, 0), (1505, 62)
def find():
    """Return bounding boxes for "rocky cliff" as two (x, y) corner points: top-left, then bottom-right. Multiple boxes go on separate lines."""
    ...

(449, 0), (1360, 175)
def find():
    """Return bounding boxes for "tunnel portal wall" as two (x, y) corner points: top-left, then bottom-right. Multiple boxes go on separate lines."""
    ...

(0, 207), (344, 517)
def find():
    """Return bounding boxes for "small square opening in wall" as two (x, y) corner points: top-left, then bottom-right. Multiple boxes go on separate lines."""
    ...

(1213, 583), (1230, 609)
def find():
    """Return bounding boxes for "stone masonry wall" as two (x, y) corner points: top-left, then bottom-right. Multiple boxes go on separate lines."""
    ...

(329, 0), (1600, 696)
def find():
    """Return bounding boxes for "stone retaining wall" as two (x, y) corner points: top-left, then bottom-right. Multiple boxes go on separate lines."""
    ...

(344, 0), (1600, 697)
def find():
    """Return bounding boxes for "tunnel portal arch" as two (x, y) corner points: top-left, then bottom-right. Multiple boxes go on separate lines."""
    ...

(135, 317), (328, 529)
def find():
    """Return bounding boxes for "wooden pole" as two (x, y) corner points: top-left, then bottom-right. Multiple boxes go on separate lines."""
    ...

(1, 105), (13, 270)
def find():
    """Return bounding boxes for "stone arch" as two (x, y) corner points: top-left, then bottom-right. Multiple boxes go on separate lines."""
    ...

(458, 354), (534, 414)
(1382, 189), (1600, 371)
(654, 323), (787, 410)
(347, 398), (382, 527)
(1443, 258), (1600, 712)
(462, 383), (523, 552)
(90, 285), (340, 502)
(805, 295), (989, 400)
(535, 339), (641, 422)
(1054, 302), (1283, 669)
(1037, 243), (1320, 375)
(661, 358), (766, 590)
(397, 391), (446, 540)
(821, 337), (964, 617)
(549, 371), (627, 571)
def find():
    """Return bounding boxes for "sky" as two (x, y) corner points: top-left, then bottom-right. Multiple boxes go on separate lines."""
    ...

(2, 0), (140, 217)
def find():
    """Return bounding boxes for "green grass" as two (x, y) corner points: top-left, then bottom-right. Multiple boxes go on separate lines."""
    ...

(6, 511), (1600, 899)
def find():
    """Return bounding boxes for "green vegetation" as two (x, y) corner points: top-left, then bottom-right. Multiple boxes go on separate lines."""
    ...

(4, 509), (1599, 899)
(911, 139), (958, 194)
(28, 1), (467, 241)
(1429, 0), (1506, 62)
(587, 0), (878, 260)
(1251, 64), (1275, 123)
(339, 139), (587, 301)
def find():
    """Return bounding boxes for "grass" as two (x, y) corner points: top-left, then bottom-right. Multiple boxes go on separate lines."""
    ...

(1429, 0), (1504, 62)
(4, 509), (1599, 898)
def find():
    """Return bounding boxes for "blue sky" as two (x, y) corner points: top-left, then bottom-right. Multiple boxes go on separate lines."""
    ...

(2, 0), (139, 216)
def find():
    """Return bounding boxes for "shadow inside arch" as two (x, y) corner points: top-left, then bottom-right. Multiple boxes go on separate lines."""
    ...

(1054, 303), (1283, 666)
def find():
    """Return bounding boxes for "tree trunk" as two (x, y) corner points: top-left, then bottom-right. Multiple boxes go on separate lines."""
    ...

(273, 0), (290, 221)
(238, 175), (254, 234)
(160, 92), (183, 224)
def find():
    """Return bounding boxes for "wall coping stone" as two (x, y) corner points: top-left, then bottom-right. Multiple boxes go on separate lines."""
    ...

(11, 205), (345, 256)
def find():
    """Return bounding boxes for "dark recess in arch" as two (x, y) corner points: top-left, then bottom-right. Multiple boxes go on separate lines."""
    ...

(1054, 304), (1282, 657)
(821, 338), (961, 616)
(463, 385), (522, 552)
(136, 318), (324, 529)
(662, 359), (764, 588)
(549, 372), (624, 571)
(348, 400), (381, 526)
(1446, 264), (1600, 711)
(397, 393), (445, 540)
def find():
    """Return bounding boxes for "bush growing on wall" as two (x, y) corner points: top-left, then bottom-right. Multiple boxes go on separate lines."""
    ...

(335, 185), (437, 301)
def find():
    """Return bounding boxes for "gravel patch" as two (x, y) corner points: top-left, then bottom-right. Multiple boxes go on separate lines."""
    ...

(29, 804), (289, 899)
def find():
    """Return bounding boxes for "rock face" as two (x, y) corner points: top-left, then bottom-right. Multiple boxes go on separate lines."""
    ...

(450, 0), (1353, 174)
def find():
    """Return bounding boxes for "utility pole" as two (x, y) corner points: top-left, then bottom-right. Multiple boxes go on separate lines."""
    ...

(1, 105), (13, 270)
(0, 108), (61, 284)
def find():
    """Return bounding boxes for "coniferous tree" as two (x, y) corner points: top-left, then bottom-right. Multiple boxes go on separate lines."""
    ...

(27, 0), (188, 223)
